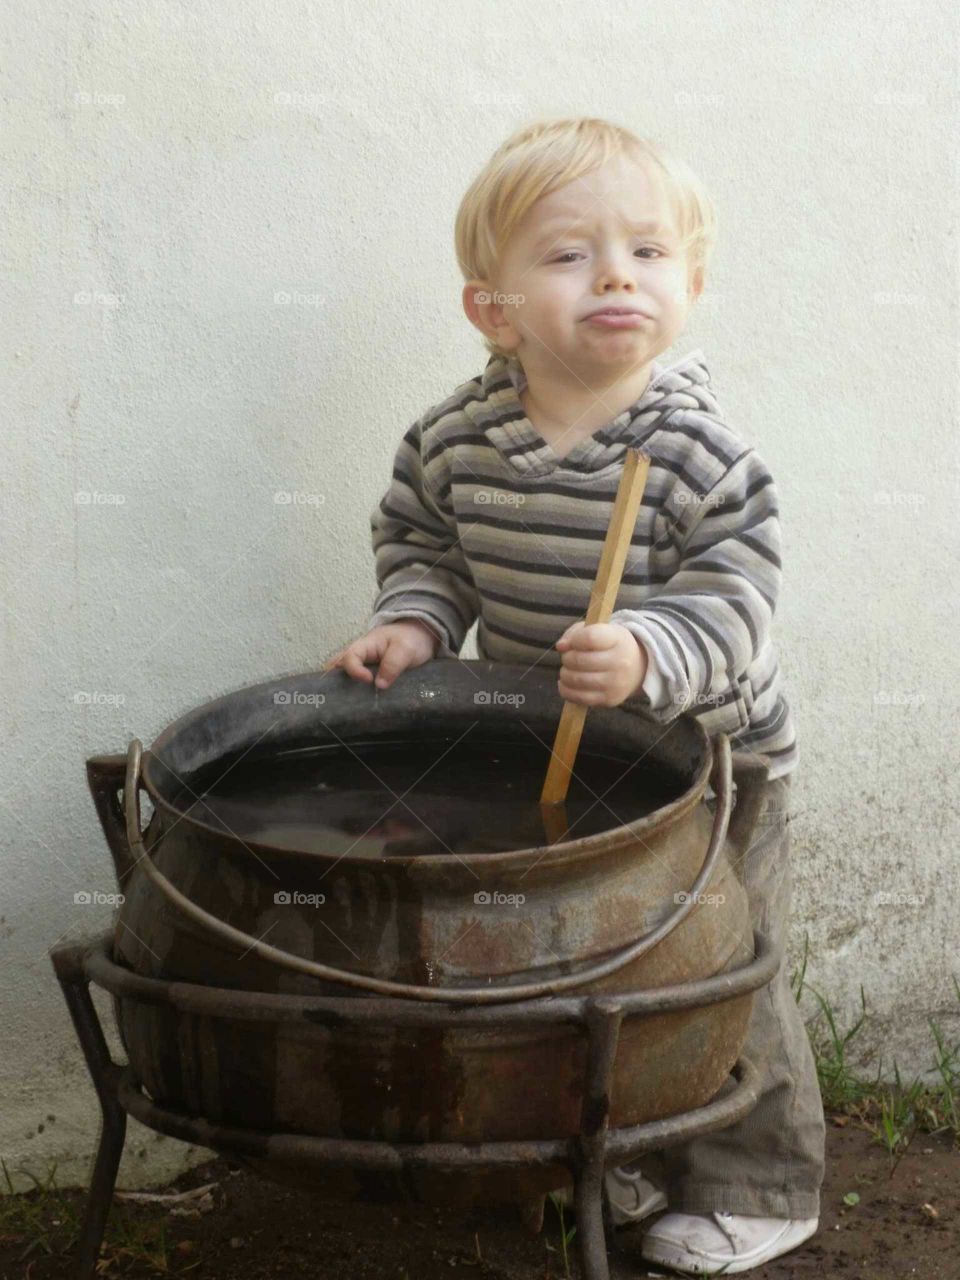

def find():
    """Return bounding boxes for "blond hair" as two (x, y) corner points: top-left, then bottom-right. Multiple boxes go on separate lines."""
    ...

(454, 117), (717, 360)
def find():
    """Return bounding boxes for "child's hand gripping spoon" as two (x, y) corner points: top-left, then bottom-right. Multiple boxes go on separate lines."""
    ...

(539, 448), (652, 844)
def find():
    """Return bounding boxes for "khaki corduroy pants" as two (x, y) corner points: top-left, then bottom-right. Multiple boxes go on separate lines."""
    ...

(639, 773), (826, 1220)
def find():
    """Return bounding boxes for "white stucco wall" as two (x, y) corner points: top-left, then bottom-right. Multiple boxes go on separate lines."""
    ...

(1, 1), (957, 1191)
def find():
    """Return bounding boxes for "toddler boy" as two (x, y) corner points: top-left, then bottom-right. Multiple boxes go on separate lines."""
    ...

(324, 117), (825, 1275)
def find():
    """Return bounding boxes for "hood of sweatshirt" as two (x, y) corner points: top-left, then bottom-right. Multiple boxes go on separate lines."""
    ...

(474, 348), (722, 479)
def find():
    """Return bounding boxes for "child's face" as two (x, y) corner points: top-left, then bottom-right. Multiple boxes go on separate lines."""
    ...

(467, 153), (702, 376)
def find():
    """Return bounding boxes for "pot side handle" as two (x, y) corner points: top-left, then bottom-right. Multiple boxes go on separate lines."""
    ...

(86, 753), (139, 887)
(116, 736), (739, 1005)
(725, 749), (770, 858)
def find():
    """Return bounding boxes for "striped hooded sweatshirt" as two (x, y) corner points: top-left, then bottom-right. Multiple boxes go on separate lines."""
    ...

(367, 348), (798, 779)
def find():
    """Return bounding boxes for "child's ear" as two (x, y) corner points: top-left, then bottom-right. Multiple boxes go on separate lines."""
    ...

(461, 280), (522, 353)
(688, 265), (705, 304)
(461, 279), (488, 331)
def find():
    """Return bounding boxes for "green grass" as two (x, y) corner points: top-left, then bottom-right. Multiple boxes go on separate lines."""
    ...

(545, 1191), (578, 1278)
(0, 1157), (81, 1264)
(791, 936), (960, 1168)
(0, 1156), (179, 1273)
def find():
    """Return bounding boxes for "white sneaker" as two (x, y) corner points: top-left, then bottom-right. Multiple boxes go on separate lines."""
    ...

(640, 1210), (819, 1275)
(552, 1166), (667, 1226)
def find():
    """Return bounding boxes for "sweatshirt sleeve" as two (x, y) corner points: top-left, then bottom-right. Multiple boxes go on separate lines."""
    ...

(609, 448), (781, 722)
(367, 414), (480, 658)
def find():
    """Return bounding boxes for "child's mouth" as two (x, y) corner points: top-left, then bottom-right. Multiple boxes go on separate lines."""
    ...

(583, 311), (649, 329)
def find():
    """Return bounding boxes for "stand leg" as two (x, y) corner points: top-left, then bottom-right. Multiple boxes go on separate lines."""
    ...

(574, 1163), (610, 1280)
(51, 945), (128, 1279)
(573, 1000), (623, 1280)
(75, 1097), (126, 1279)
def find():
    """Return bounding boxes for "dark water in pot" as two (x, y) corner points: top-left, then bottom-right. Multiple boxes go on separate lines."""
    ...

(174, 736), (684, 857)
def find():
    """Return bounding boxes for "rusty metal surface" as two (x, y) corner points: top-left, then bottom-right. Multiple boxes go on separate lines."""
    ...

(80, 926), (780, 1025)
(51, 929), (769, 1280)
(82, 660), (773, 1209)
(113, 729), (739, 1002)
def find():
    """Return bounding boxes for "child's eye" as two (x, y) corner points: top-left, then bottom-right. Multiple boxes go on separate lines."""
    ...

(548, 247), (663, 265)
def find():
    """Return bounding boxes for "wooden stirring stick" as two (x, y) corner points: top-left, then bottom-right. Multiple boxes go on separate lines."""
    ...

(539, 449), (652, 841)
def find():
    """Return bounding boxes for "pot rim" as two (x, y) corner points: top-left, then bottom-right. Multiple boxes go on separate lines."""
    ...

(139, 663), (715, 869)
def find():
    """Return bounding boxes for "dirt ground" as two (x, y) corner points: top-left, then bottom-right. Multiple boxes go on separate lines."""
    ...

(2, 1115), (957, 1279)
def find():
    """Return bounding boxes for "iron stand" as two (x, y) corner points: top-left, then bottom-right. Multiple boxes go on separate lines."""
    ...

(50, 928), (779, 1280)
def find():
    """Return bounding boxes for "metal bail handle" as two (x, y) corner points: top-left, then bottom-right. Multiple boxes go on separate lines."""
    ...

(121, 734), (737, 1005)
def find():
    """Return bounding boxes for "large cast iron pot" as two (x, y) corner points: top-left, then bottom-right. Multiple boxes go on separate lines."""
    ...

(87, 660), (768, 1209)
